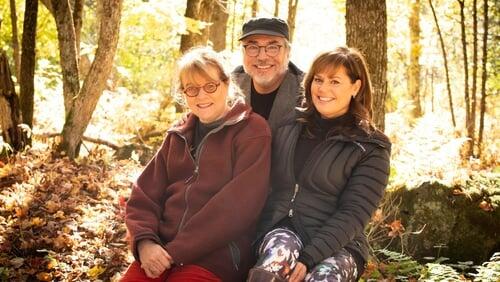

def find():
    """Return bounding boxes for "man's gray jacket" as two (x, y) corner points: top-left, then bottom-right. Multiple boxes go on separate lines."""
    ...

(232, 62), (304, 132)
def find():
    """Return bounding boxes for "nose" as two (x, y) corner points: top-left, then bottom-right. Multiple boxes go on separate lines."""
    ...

(256, 47), (268, 59)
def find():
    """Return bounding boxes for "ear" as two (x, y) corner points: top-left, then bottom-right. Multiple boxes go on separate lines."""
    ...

(353, 79), (362, 96)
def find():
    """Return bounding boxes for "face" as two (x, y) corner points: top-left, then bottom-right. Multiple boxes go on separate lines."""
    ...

(241, 34), (290, 93)
(311, 66), (361, 119)
(182, 66), (230, 124)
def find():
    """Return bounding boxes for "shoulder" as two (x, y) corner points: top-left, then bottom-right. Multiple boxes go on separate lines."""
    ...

(243, 111), (271, 138)
(232, 65), (245, 74)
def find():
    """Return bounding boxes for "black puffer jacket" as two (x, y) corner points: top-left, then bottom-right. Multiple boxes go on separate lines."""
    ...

(256, 115), (391, 270)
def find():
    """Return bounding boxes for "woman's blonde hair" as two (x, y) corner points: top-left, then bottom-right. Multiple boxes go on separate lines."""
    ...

(173, 47), (243, 108)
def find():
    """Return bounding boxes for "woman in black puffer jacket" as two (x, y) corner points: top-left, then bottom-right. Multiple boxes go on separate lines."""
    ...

(248, 47), (391, 282)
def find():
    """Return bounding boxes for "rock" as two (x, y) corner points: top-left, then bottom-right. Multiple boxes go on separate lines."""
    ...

(380, 178), (500, 264)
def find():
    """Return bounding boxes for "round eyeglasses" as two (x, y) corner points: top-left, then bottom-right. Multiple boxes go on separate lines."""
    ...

(183, 82), (220, 97)
(243, 44), (283, 57)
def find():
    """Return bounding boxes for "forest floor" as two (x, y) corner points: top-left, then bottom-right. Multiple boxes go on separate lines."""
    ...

(0, 146), (141, 281)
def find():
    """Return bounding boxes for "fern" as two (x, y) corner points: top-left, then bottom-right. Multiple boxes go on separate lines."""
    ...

(471, 252), (500, 282)
(420, 263), (465, 281)
(376, 249), (423, 279)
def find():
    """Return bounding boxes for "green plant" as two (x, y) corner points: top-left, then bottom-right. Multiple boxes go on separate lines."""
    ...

(420, 263), (465, 281)
(471, 252), (500, 282)
(376, 249), (423, 279)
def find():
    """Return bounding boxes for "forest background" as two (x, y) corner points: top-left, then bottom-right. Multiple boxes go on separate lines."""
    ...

(0, 0), (499, 281)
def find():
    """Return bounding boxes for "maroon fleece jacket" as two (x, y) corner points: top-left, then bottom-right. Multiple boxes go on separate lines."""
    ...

(125, 101), (271, 281)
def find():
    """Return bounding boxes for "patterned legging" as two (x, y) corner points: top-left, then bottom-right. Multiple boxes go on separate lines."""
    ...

(253, 228), (358, 282)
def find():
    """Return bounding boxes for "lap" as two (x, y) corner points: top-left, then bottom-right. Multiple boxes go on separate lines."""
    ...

(121, 261), (221, 282)
(253, 228), (358, 282)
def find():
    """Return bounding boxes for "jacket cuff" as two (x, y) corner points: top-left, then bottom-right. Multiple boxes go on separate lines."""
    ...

(298, 252), (314, 271)
(131, 233), (162, 262)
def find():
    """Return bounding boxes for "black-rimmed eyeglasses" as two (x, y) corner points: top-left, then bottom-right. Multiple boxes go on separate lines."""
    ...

(243, 44), (283, 57)
(183, 81), (220, 97)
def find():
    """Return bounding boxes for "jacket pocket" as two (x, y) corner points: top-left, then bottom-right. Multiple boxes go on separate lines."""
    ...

(228, 241), (240, 271)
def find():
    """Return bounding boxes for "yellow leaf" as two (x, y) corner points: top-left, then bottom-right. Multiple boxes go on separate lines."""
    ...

(87, 265), (106, 279)
(36, 272), (52, 281)
(0, 164), (13, 178)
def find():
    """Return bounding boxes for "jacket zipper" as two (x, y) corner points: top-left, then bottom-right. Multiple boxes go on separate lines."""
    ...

(228, 241), (240, 270)
(174, 118), (243, 233)
(288, 183), (300, 217)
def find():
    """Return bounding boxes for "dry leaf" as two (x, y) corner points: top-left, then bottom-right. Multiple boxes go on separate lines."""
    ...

(36, 272), (52, 281)
(88, 265), (106, 279)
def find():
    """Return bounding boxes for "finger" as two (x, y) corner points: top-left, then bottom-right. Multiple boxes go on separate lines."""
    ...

(143, 267), (157, 279)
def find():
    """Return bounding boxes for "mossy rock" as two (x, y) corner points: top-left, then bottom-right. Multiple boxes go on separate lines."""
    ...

(382, 177), (500, 264)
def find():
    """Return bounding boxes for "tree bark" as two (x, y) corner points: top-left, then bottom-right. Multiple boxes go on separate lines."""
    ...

(408, 0), (422, 119)
(252, 0), (259, 17)
(458, 0), (473, 157)
(58, 0), (123, 159)
(209, 0), (229, 51)
(73, 0), (84, 57)
(287, 0), (299, 43)
(180, 0), (215, 53)
(9, 0), (20, 79)
(52, 0), (80, 118)
(471, 0), (478, 156)
(274, 0), (280, 17)
(40, 0), (54, 15)
(19, 0), (38, 133)
(429, 0), (456, 127)
(346, 0), (388, 131)
(477, 0), (489, 157)
(0, 52), (26, 152)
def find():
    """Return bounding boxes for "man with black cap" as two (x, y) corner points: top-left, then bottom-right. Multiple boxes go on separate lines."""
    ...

(232, 17), (304, 132)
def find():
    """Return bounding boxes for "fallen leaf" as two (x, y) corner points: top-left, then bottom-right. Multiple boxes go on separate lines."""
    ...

(479, 200), (494, 212)
(386, 220), (405, 238)
(87, 265), (106, 279)
(36, 272), (52, 281)
(10, 257), (24, 268)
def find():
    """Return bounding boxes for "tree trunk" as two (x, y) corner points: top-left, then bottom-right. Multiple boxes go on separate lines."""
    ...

(477, 0), (489, 157)
(429, 0), (456, 127)
(52, 0), (80, 118)
(274, 0), (280, 17)
(0, 52), (26, 152)
(408, 0), (422, 119)
(180, 0), (215, 53)
(58, 0), (123, 159)
(209, 1), (229, 51)
(458, 0), (473, 157)
(230, 0), (237, 51)
(287, 0), (299, 43)
(40, 0), (54, 15)
(346, 0), (388, 131)
(9, 0), (20, 79)
(19, 0), (38, 134)
(252, 0), (259, 17)
(73, 0), (84, 57)
(471, 0), (478, 156)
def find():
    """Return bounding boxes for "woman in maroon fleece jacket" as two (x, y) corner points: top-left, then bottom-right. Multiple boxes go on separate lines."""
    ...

(121, 47), (271, 282)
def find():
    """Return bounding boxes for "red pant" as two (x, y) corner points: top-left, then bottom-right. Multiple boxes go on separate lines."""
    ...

(120, 261), (221, 282)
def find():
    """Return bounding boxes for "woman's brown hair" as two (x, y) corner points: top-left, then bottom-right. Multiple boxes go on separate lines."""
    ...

(299, 46), (375, 137)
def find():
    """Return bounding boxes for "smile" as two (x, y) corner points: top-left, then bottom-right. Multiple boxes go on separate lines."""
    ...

(317, 96), (335, 102)
(255, 65), (273, 69)
(197, 103), (213, 109)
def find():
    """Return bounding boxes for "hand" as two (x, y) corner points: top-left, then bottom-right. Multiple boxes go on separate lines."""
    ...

(138, 240), (173, 278)
(288, 262), (307, 282)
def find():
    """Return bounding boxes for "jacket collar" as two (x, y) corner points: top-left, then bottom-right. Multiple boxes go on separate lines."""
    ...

(168, 99), (251, 137)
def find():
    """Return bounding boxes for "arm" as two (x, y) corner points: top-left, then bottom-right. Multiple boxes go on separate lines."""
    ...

(298, 146), (391, 269)
(125, 136), (171, 260)
(165, 133), (271, 265)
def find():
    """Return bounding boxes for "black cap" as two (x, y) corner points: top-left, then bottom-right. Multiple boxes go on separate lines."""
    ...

(239, 17), (289, 41)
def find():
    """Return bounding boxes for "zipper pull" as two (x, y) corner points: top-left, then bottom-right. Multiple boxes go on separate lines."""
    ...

(185, 166), (199, 183)
(288, 209), (294, 217)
